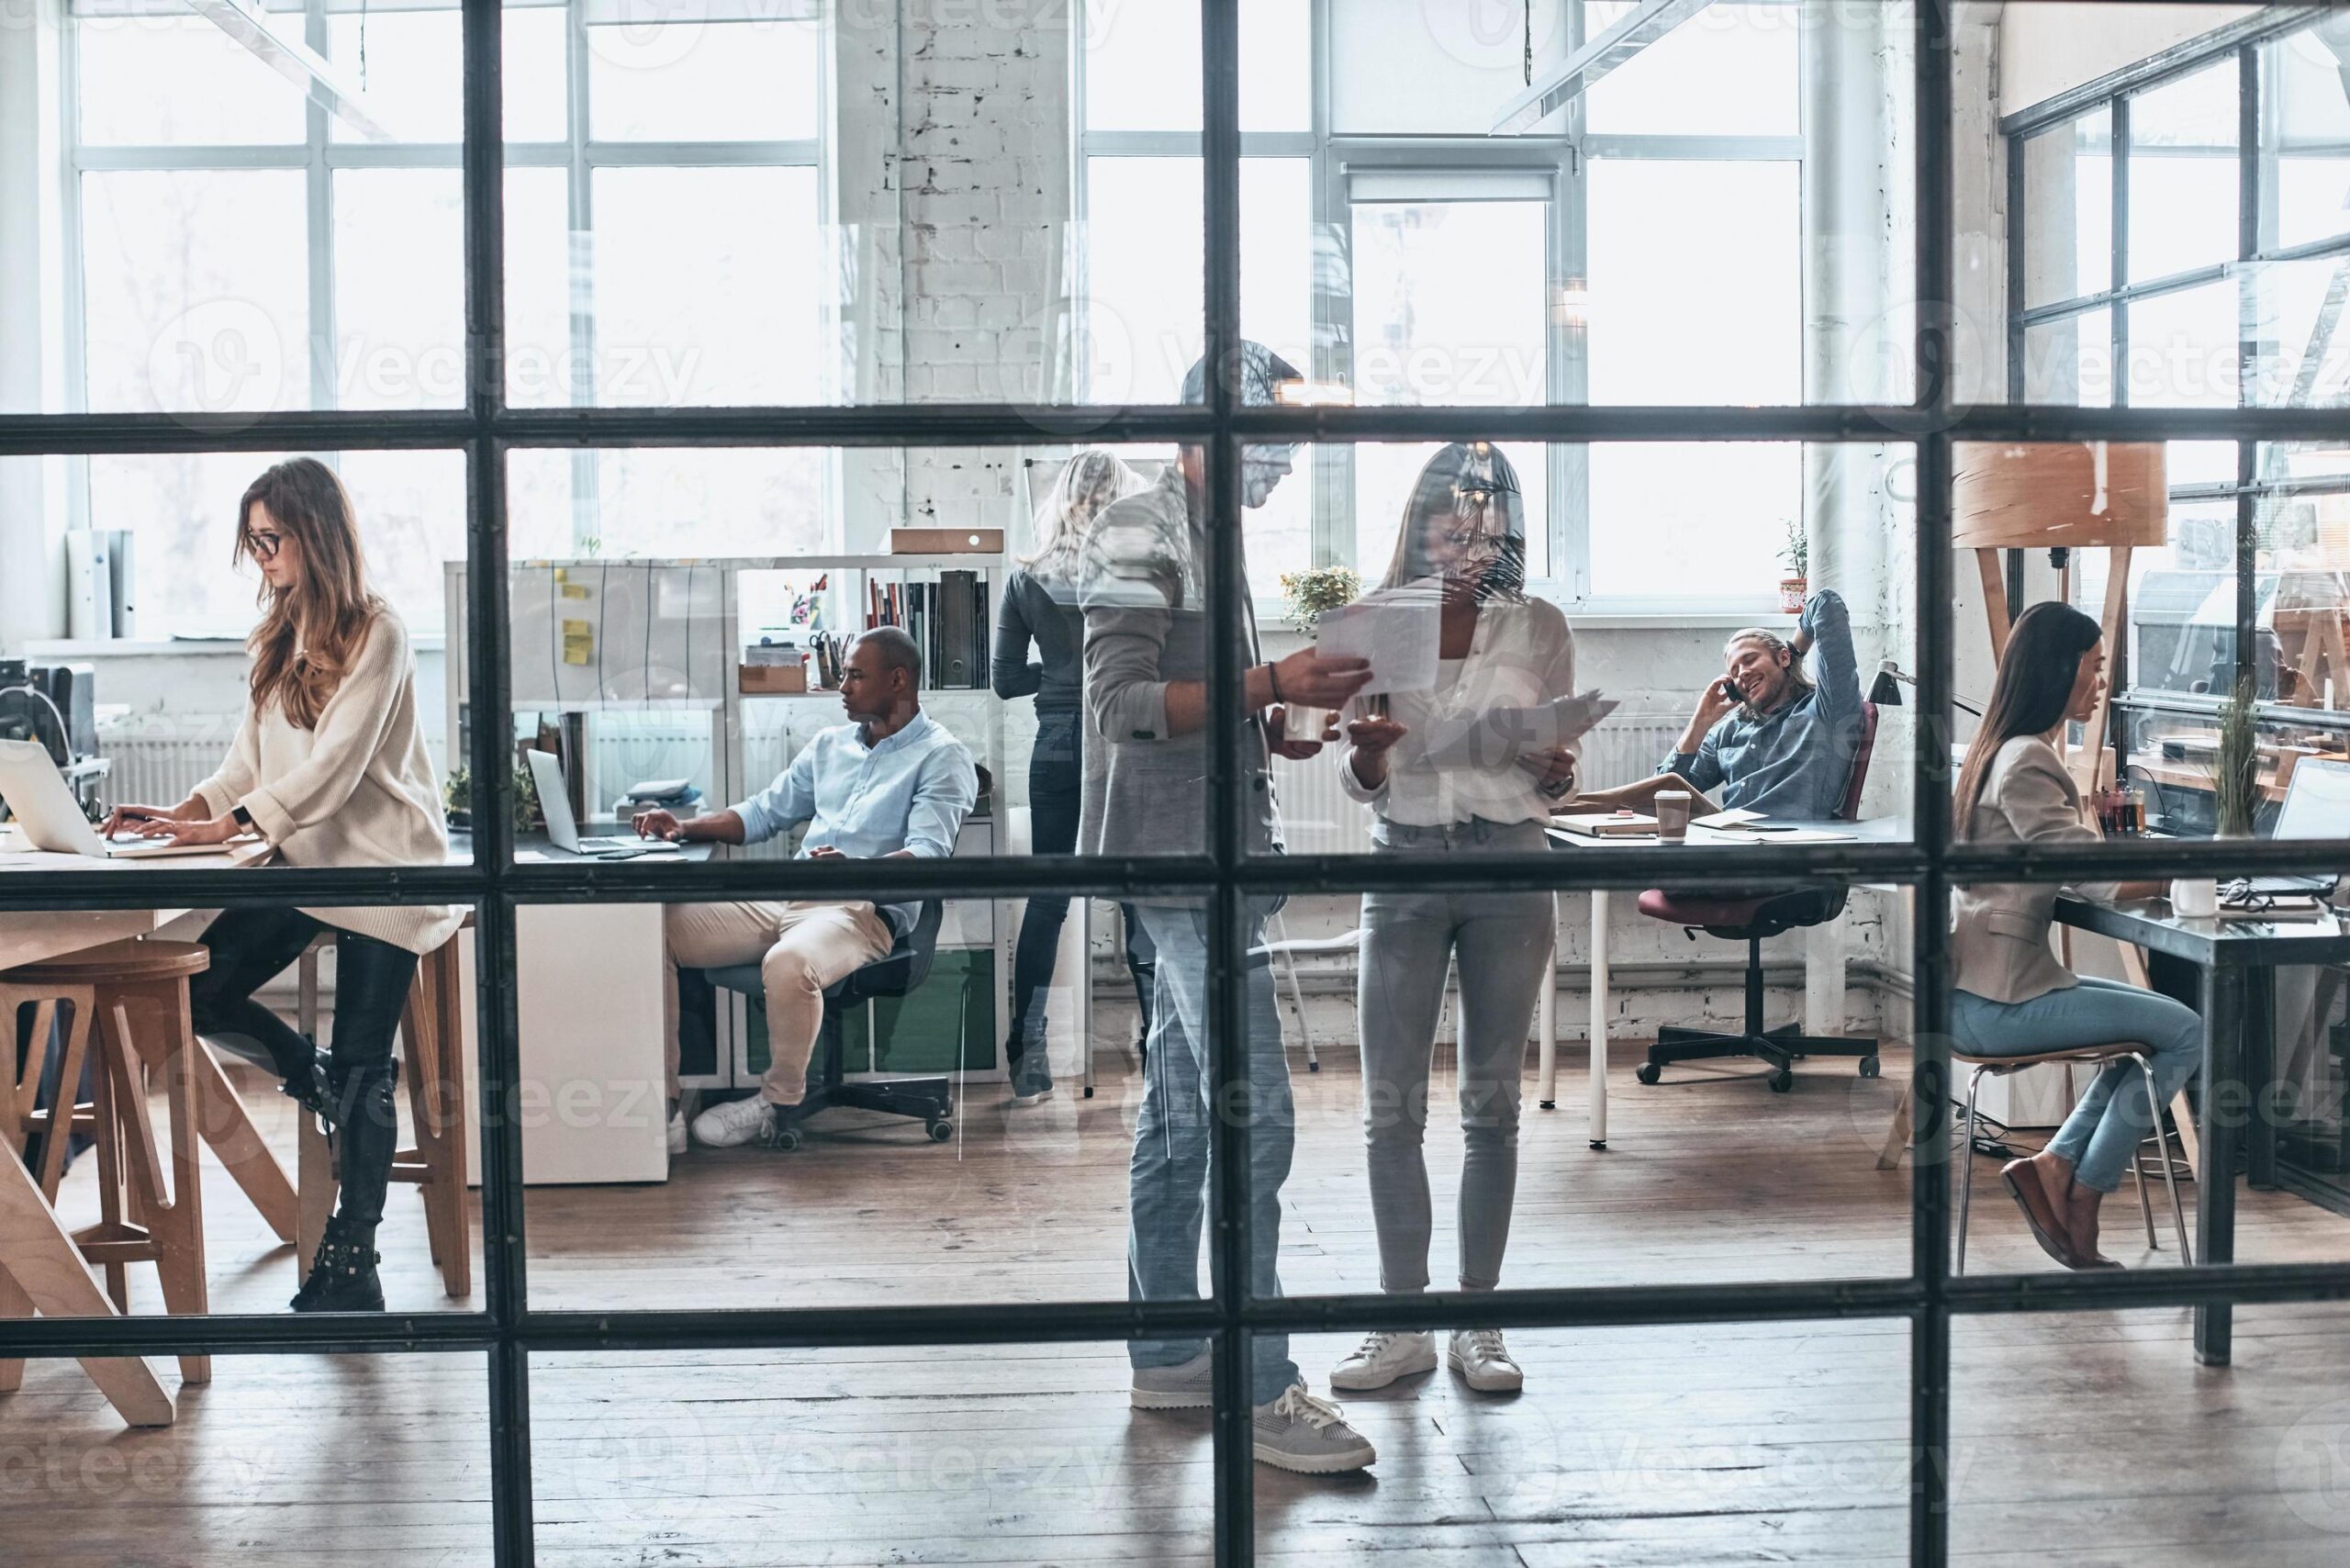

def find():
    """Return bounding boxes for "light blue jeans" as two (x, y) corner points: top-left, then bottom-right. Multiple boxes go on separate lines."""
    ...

(1360, 817), (1554, 1292)
(1950, 976), (2203, 1193)
(1125, 899), (1300, 1405)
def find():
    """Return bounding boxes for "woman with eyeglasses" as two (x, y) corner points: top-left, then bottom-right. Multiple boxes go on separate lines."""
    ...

(1327, 442), (1573, 1398)
(103, 457), (458, 1313)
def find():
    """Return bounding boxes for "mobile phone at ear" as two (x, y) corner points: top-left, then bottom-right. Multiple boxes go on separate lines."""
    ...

(1717, 679), (1740, 703)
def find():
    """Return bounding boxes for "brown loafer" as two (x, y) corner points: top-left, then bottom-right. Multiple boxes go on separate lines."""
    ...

(2001, 1160), (2091, 1270)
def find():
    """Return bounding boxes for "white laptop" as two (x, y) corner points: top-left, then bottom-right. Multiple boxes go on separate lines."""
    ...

(2244, 757), (2350, 894)
(524, 748), (678, 857)
(0, 739), (248, 859)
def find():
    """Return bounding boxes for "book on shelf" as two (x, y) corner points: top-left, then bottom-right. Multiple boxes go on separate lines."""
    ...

(863, 567), (990, 690)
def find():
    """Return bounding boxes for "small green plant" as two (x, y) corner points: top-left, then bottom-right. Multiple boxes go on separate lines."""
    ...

(2212, 680), (2259, 837)
(442, 762), (542, 834)
(1779, 519), (1808, 580)
(1278, 566), (1362, 636)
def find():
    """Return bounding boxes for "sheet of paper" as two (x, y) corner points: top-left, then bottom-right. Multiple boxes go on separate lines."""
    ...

(1313, 593), (1438, 695)
(1707, 829), (1853, 845)
(1419, 690), (1620, 771)
(1691, 808), (1764, 828)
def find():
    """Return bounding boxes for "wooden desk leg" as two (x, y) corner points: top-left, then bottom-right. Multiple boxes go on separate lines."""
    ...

(144, 985), (209, 1385)
(402, 938), (471, 1299)
(0, 1263), (28, 1391)
(185, 1042), (298, 1244)
(0, 1144), (173, 1428)
(2195, 964), (2241, 1366)
(297, 1120), (336, 1281)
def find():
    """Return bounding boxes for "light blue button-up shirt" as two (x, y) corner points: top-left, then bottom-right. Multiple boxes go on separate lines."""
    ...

(729, 711), (979, 936)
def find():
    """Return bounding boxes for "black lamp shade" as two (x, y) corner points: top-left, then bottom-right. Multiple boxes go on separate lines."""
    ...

(1868, 669), (1904, 706)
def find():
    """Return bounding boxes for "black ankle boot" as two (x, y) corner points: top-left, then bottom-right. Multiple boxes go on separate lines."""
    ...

(292, 1217), (384, 1313)
(278, 1036), (335, 1129)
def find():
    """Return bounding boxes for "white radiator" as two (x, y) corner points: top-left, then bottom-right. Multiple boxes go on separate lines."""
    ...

(1269, 711), (1683, 856)
(96, 720), (458, 810)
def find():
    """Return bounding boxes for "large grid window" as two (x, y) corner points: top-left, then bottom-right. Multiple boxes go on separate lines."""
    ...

(6, 6), (2350, 1567)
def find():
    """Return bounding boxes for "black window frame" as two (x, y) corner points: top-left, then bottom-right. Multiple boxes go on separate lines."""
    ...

(5, 6), (2350, 1566)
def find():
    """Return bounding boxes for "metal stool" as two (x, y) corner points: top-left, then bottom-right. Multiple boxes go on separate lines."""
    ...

(0, 937), (213, 1383)
(1949, 1043), (2192, 1274)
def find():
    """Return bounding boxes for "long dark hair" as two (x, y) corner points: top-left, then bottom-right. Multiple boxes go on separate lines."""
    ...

(1377, 442), (1527, 601)
(1952, 600), (2103, 831)
(238, 457), (382, 732)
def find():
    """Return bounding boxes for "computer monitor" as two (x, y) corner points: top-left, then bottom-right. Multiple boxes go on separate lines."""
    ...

(2275, 757), (2350, 840)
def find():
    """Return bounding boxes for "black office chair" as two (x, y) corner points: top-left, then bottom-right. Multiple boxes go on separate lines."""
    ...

(1633, 700), (1882, 1093)
(696, 901), (956, 1151)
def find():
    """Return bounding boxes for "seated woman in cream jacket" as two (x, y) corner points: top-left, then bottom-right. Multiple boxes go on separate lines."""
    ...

(1949, 601), (2198, 1271)
(105, 457), (457, 1315)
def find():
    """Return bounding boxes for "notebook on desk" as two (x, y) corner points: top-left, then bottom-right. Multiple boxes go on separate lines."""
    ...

(1550, 812), (1660, 839)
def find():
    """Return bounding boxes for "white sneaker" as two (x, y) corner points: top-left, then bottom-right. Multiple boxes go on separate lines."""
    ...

(1448, 1327), (1524, 1394)
(667, 1109), (688, 1156)
(1252, 1384), (1375, 1474)
(1327, 1330), (1437, 1392)
(690, 1095), (774, 1148)
(1129, 1349), (1215, 1410)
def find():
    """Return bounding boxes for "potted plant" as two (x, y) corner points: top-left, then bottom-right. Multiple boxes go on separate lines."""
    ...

(1276, 566), (1363, 740)
(442, 761), (543, 835)
(1778, 520), (1808, 614)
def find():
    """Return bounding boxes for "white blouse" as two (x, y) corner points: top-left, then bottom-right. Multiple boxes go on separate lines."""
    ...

(1338, 593), (1576, 828)
(194, 608), (461, 957)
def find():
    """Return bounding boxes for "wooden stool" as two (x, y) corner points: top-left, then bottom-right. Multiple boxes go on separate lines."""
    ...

(293, 922), (472, 1298)
(0, 938), (213, 1383)
(1879, 1042), (2193, 1273)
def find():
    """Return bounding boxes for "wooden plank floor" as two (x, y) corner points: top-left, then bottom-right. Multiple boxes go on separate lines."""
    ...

(7, 1041), (2349, 1564)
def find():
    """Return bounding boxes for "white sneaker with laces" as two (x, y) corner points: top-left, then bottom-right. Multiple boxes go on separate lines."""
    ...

(667, 1109), (688, 1156)
(1252, 1384), (1376, 1473)
(1448, 1327), (1524, 1393)
(1326, 1329), (1437, 1392)
(690, 1095), (775, 1148)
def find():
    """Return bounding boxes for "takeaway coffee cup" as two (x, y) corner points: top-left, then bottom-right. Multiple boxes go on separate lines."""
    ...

(1655, 790), (1693, 841)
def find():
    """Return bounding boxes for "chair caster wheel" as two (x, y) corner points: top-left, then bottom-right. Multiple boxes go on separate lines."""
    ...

(1635, 1062), (1662, 1086)
(1770, 1071), (1795, 1093)
(1859, 1056), (1880, 1079)
(770, 1126), (803, 1152)
(927, 1119), (954, 1142)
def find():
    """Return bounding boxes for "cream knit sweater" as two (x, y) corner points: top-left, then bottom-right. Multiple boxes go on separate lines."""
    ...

(195, 607), (462, 957)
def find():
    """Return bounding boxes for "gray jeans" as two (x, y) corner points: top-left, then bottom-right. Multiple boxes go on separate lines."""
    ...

(1359, 817), (1555, 1293)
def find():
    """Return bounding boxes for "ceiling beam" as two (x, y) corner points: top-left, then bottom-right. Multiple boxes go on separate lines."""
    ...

(1491, 0), (1719, 136)
(183, 0), (397, 143)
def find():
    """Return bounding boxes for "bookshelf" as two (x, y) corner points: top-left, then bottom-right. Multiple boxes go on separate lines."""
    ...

(444, 554), (1015, 1093)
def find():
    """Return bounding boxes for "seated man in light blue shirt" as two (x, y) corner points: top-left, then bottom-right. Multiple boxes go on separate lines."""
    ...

(637, 627), (979, 1148)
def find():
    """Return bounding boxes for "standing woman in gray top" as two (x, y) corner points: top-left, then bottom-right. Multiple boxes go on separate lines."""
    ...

(992, 450), (1158, 1104)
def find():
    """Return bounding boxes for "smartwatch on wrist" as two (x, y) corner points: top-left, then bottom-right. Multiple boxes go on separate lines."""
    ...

(230, 803), (257, 835)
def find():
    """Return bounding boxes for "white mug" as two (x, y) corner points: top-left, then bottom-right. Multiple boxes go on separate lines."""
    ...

(2169, 877), (2220, 919)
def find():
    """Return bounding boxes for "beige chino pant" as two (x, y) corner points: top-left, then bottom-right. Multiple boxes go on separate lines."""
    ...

(661, 900), (897, 1104)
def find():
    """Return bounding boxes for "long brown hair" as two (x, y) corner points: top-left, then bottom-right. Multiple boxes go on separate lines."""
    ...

(1951, 600), (2103, 832)
(1378, 442), (1528, 601)
(237, 458), (382, 731)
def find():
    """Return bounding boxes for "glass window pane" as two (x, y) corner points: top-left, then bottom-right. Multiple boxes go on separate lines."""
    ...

(2268, 23), (2350, 249)
(1583, 1), (1800, 137)
(1350, 197), (1549, 406)
(324, 5), (566, 144)
(1352, 439), (1550, 589)
(503, 166), (577, 409)
(333, 169), (467, 409)
(1329, 0), (1569, 136)
(2250, 255), (2350, 409)
(76, 14), (306, 145)
(80, 169), (310, 414)
(1588, 442), (1805, 601)
(2021, 110), (2113, 308)
(588, 17), (821, 141)
(1085, 0), (1305, 133)
(1587, 160), (1800, 404)
(2127, 61), (2241, 284)
(2122, 280), (2239, 406)
(2022, 308), (2113, 405)
(589, 166), (822, 406)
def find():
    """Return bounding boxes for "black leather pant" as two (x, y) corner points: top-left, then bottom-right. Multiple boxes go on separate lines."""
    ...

(188, 908), (417, 1231)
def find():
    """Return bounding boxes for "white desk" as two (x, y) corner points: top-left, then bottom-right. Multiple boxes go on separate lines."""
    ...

(1535, 818), (1908, 1148)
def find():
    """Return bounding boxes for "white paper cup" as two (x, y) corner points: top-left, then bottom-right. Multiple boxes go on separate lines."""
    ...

(1655, 790), (1693, 841)
(2170, 877), (2220, 919)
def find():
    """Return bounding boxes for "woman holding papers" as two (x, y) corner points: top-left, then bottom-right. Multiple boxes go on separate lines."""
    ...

(1329, 442), (1573, 1397)
(102, 458), (458, 1313)
(1949, 601), (2196, 1270)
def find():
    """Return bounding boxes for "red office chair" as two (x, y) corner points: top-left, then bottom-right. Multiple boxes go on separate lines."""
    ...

(1632, 700), (1881, 1093)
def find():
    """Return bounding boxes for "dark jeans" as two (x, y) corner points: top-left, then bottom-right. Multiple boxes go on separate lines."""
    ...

(1006, 708), (1157, 1062)
(188, 908), (417, 1231)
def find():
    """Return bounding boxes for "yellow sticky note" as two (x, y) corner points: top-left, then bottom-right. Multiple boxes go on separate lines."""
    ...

(562, 620), (593, 666)
(560, 582), (590, 600)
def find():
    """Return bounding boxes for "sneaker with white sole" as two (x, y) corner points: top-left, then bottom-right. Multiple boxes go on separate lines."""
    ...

(667, 1109), (688, 1156)
(1129, 1349), (1214, 1409)
(1253, 1384), (1375, 1474)
(690, 1095), (775, 1148)
(1327, 1329), (1437, 1392)
(1448, 1327), (1524, 1393)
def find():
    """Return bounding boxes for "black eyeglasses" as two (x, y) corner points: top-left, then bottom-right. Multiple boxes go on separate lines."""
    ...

(245, 530), (283, 560)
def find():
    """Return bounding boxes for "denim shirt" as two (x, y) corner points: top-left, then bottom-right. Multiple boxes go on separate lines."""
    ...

(1658, 589), (1864, 821)
(729, 711), (979, 936)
